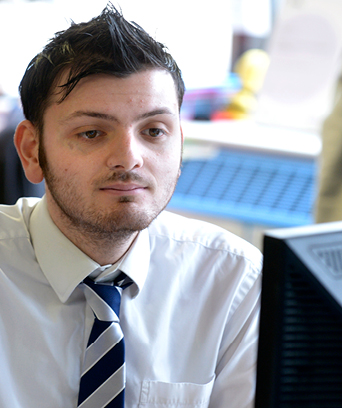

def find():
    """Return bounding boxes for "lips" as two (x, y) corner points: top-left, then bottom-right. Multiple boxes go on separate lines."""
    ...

(100, 183), (146, 192)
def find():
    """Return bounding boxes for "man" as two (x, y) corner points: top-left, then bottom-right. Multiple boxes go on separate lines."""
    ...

(316, 72), (342, 223)
(0, 5), (262, 408)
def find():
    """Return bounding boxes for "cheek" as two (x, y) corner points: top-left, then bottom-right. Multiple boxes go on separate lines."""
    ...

(154, 146), (180, 166)
(52, 158), (88, 179)
(154, 153), (181, 183)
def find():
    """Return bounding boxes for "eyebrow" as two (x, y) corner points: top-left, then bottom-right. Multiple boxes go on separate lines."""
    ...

(61, 108), (175, 124)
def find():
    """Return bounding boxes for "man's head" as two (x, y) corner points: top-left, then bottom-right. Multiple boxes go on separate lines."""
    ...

(19, 4), (185, 137)
(15, 5), (185, 263)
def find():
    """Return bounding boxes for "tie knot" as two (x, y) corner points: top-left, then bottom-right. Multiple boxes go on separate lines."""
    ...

(83, 278), (122, 322)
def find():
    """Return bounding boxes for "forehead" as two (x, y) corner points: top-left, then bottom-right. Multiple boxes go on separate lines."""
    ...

(50, 69), (179, 109)
(42, 69), (181, 131)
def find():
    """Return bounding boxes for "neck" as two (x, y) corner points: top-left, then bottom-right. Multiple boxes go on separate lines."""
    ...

(47, 206), (139, 266)
(68, 227), (139, 265)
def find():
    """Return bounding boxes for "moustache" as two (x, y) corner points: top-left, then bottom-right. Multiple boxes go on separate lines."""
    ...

(94, 171), (148, 185)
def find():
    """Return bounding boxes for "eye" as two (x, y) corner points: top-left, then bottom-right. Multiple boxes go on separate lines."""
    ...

(143, 128), (165, 138)
(78, 130), (103, 139)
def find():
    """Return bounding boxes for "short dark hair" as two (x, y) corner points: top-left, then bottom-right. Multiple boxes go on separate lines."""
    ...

(19, 3), (185, 135)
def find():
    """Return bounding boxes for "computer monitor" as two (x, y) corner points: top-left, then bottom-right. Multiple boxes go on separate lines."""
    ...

(255, 221), (342, 408)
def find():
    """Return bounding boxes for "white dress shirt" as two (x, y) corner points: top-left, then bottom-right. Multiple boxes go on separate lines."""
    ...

(0, 196), (262, 408)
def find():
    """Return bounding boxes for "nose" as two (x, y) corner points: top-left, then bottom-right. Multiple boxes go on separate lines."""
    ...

(106, 130), (144, 171)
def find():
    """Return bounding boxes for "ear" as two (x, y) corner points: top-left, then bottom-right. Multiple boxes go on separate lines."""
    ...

(14, 120), (44, 184)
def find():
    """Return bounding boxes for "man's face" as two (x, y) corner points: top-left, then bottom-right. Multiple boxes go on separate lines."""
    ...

(39, 69), (183, 240)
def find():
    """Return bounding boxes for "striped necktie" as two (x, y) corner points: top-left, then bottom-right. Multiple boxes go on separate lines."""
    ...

(78, 274), (131, 407)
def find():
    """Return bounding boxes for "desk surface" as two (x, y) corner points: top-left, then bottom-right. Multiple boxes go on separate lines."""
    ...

(181, 120), (322, 159)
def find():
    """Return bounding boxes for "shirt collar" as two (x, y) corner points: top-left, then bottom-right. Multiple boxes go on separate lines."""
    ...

(29, 196), (150, 303)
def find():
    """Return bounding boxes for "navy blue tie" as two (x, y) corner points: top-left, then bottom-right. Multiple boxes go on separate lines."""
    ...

(78, 275), (131, 407)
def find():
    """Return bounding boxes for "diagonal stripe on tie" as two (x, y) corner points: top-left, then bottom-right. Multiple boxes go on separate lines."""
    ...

(78, 276), (131, 408)
(80, 336), (125, 397)
(83, 324), (124, 374)
(78, 365), (126, 408)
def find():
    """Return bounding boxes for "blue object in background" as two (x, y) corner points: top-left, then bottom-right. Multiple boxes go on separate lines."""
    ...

(168, 148), (316, 227)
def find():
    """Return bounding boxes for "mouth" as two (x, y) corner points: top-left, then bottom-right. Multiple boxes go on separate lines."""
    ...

(99, 183), (147, 194)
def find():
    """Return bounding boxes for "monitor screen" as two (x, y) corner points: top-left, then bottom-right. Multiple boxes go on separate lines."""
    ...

(255, 221), (342, 408)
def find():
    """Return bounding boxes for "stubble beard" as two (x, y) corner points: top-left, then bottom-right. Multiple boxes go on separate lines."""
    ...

(39, 144), (180, 244)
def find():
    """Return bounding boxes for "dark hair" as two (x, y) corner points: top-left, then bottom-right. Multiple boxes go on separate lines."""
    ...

(19, 3), (185, 135)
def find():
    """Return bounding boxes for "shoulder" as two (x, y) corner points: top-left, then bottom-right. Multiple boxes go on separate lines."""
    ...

(148, 210), (262, 270)
(0, 197), (41, 240)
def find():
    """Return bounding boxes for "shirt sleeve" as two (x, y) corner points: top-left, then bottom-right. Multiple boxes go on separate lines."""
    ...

(209, 269), (262, 408)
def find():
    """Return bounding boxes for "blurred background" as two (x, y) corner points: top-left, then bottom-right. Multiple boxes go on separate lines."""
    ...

(1, 0), (341, 249)
(0, 0), (279, 96)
